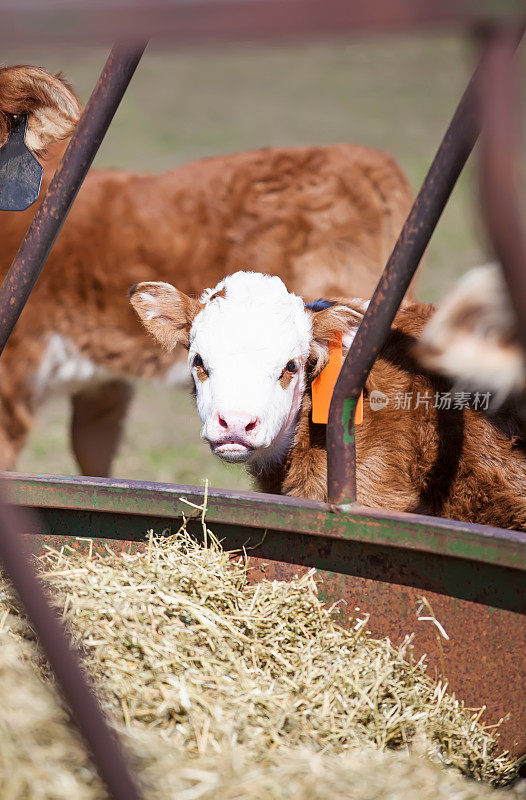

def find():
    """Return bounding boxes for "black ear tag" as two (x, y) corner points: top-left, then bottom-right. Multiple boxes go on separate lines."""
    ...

(0, 114), (43, 211)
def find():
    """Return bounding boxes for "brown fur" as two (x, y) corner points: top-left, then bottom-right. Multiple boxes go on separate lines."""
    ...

(208, 288), (226, 302)
(417, 265), (526, 435)
(0, 64), (414, 475)
(0, 65), (80, 156)
(128, 281), (202, 350)
(278, 370), (294, 390)
(195, 365), (208, 383)
(308, 300), (368, 375)
(254, 303), (526, 531)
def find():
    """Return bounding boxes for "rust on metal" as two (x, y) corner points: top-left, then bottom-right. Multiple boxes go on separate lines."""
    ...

(0, 39), (148, 357)
(246, 559), (525, 756)
(0, 495), (144, 799)
(5, 473), (525, 754)
(326, 59), (479, 505)
(0, 42), (150, 799)
(479, 23), (526, 353)
(326, 28), (525, 506)
(0, 0), (524, 46)
(5, 473), (526, 576)
(0, 0), (524, 768)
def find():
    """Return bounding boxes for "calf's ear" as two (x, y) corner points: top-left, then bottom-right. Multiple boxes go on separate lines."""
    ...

(309, 300), (367, 377)
(0, 65), (81, 155)
(129, 281), (202, 350)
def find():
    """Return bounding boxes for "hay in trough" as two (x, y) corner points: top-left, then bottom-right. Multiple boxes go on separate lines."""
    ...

(1, 621), (524, 800)
(0, 513), (523, 798)
(0, 621), (109, 800)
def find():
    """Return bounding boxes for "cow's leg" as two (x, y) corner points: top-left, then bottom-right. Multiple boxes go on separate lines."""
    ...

(70, 379), (134, 477)
(0, 342), (39, 470)
(0, 393), (35, 471)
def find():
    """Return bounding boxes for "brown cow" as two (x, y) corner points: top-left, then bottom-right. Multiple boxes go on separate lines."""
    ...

(130, 271), (526, 531)
(0, 65), (414, 476)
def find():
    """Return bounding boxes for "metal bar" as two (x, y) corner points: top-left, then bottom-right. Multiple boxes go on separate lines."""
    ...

(4, 472), (525, 580)
(7, 473), (526, 567)
(0, 495), (143, 799)
(479, 24), (526, 353)
(0, 40), (148, 357)
(0, 0), (523, 46)
(0, 42), (150, 799)
(325, 35), (519, 505)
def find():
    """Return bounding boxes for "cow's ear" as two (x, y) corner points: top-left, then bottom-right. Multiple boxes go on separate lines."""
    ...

(129, 281), (202, 350)
(308, 300), (366, 377)
(0, 65), (81, 155)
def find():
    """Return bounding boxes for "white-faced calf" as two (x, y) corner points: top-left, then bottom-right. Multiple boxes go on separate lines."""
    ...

(130, 271), (526, 531)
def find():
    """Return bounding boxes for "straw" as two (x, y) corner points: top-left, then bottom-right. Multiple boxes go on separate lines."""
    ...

(0, 515), (522, 798)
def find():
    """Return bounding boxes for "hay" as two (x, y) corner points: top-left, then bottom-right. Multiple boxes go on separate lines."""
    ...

(0, 514), (523, 798)
(135, 745), (526, 800)
(1, 622), (524, 800)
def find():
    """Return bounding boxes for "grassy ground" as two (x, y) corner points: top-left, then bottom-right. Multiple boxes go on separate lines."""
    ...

(6, 35), (523, 488)
(17, 385), (252, 489)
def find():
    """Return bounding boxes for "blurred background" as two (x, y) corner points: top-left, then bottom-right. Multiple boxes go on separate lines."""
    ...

(3, 34), (524, 487)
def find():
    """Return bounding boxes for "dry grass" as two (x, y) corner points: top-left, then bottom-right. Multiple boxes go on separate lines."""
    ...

(0, 521), (523, 798)
(1, 625), (522, 800)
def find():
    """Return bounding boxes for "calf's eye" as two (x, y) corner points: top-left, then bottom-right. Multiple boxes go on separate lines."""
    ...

(192, 353), (209, 379)
(286, 360), (298, 373)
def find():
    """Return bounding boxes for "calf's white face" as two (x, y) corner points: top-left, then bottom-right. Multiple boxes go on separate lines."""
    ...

(130, 271), (364, 471)
(190, 273), (311, 466)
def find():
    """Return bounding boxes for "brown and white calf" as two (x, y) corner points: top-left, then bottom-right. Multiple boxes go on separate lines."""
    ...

(418, 264), (526, 409)
(0, 65), (414, 476)
(130, 271), (526, 531)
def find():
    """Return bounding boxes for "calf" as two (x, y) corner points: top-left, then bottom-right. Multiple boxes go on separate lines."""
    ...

(0, 64), (414, 475)
(130, 271), (526, 531)
(418, 264), (526, 406)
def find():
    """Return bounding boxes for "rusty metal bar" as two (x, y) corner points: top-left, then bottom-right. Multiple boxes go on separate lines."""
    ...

(0, 495), (143, 799)
(0, 41), (150, 798)
(0, 0), (523, 46)
(0, 39), (148, 357)
(479, 25), (526, 353)
(5, 472), (526, 599)
(326, 33), (523, 506)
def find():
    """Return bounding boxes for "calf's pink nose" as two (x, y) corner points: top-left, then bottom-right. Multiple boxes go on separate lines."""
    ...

(217, 411), (260, 436)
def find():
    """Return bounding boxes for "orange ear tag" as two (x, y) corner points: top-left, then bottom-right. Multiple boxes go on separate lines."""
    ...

(355, 389), (364, 426)
(312, 332), (363, 426)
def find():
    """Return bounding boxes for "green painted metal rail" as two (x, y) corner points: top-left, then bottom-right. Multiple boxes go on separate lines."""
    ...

(7, 472), (525, 568)
(6, 473), (525, 615)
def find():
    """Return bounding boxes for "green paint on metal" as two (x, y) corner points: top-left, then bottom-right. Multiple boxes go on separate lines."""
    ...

(9, 509), (526, 613)
(342, 398), (356, 444)
(4, 474), (526, 574)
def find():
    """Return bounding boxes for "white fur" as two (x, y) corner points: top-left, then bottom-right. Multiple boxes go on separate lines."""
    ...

(35, 333), (189, 403)
(342, 299), (368, 353)
(34, 334), (112, 400)
(189, 272), (312, 470)
(421, 264), (525, 403)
